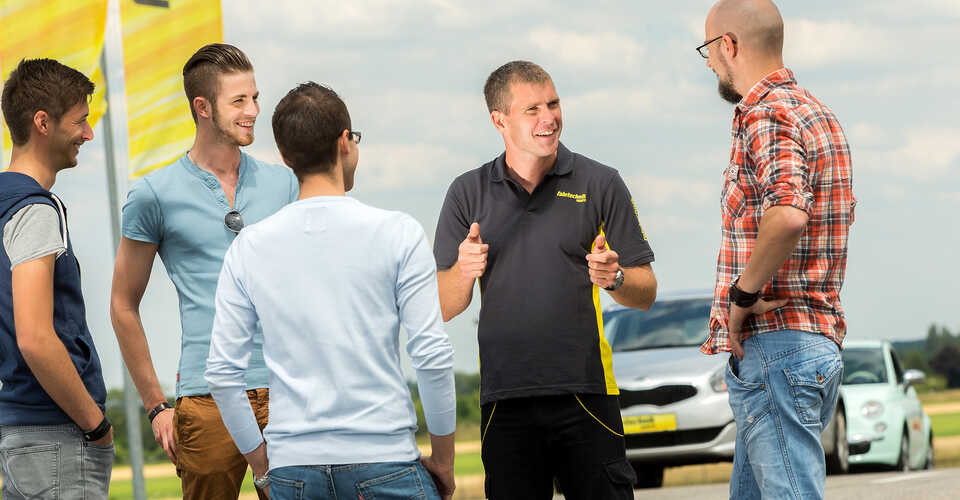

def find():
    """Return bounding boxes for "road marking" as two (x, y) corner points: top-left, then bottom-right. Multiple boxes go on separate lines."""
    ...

(872, 471), (943, 484)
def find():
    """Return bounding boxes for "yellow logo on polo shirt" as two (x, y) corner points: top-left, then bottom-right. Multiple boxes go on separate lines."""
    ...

(557, 191), (587, 203)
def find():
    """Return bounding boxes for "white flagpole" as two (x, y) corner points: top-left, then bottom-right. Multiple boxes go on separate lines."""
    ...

(101, 0), (147, 497)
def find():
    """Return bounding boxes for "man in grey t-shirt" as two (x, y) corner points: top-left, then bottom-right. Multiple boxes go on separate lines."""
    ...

(3, 205), (67, 266)
(0, 58), (112, 500)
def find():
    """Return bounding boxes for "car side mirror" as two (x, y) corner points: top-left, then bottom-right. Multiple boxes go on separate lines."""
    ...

(903, 369), (925, 388)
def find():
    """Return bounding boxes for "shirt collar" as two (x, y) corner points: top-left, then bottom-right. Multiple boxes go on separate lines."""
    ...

(181, 151), (249, 184)
(490, 142), (574, 183)
(736, 67), (796, 113)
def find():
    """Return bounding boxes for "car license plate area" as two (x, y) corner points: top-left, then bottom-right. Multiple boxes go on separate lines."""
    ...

(622, 414), (677, 434)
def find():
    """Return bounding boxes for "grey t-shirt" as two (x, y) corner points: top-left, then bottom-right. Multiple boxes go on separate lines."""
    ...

(2, 204), (66, 269)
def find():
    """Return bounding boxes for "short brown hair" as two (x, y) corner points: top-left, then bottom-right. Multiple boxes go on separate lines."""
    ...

(272, 82), (351, 180)
(1, 58), (94, 146)
(182, 43), (253, 122)
(483, 60), (552, 113)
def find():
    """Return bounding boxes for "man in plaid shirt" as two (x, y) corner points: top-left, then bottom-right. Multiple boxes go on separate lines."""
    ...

(699, 1), (855, 499)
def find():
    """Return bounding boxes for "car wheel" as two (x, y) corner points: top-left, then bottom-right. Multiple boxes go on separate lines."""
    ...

(924, 433), (934, 470)
(826, 406), (849, 474)
(630, 462), (664, 489)
(895, 430), (909, 472)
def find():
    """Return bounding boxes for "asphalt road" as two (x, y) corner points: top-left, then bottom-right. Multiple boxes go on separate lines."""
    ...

(630, 468), (960, 499)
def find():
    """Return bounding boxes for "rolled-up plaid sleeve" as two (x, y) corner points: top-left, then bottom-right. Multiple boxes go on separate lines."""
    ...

(744, 107), (814, 216)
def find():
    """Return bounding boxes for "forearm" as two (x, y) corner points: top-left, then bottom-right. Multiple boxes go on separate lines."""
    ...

(111, 306), (166, 409)
(737, 207), (808, 292)
(19, 330), (104, 430)
(428, 431), (456, 466)
(437, 266), (474, 321)
(609, 264), (657, 310)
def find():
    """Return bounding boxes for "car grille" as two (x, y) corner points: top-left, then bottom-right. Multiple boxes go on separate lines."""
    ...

(625, 426), (725, 449)
(618, 385), (698, 408)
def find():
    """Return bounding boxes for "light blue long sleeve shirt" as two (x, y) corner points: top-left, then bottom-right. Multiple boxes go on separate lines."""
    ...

(205, 196), (456, 469)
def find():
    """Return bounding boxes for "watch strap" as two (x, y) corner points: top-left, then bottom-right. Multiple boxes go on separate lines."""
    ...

(83, 416), (112, 442)
(148, 401), (173, 423)
(729, 280), (760, 308)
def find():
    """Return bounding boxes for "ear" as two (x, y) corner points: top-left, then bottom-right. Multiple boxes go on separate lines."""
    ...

(32, 110), (51, 137)
(722, 32), (739, 60)
(338, 129), (351, 155)
(490, 110), (506, 132)
(194, 97), (212, 120)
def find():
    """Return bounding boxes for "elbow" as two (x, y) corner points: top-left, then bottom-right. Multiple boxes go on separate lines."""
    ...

(16, 331), (45, 363)
(637, 286), (657, 311)
(439, 301), (463, 323)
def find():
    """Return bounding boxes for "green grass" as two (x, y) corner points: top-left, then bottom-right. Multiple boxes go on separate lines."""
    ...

(108, 454), (483, 498)
(931, 412), (960, 438)
(919, 388), (960, 405)
(109, 473), (256, 499)
(455, 452), (484, 476)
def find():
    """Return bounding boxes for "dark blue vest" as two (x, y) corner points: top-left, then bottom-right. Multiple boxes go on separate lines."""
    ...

(0, 172), (106, 425)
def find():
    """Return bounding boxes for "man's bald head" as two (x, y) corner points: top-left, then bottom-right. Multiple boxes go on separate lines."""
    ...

(708, 0), (784, 60)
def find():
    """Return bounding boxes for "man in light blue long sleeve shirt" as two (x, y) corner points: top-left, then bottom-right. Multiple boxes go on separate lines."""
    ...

(205, 82), (457, 500)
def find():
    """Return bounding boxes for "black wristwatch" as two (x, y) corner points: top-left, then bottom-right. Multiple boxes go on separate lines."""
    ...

(148, 401), (174, 423)
(83, 416), (112, 442)
(729, 278), (760, 308)
(604, 268), (625, 291)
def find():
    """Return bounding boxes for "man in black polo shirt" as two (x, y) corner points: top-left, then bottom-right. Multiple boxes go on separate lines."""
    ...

(434, 60), (658, 499)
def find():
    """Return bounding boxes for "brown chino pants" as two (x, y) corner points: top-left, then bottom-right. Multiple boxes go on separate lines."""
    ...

(174, 388), (269, 500)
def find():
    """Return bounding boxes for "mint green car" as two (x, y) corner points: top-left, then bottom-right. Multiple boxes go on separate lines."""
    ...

(842, 340), (934, 470)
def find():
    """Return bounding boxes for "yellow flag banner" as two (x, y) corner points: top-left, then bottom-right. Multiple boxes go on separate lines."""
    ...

(120, 0), (221, 178)
(0, 0), (108, 169)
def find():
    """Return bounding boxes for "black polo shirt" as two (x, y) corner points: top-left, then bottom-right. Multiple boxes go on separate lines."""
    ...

(434, 143), (654, 405)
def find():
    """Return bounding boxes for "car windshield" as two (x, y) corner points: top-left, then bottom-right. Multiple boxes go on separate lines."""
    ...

(841, 348), (888, 385)
(604, 297), (712, 352)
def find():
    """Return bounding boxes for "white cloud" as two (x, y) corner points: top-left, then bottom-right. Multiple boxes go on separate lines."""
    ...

(354, 143), (475, 191)
(783, 18), (888, 68)
(527, 27), (645, 69)
(624, 173), (716, 208)
(856, 128), (960, 180)
(229, 0), (468, 40)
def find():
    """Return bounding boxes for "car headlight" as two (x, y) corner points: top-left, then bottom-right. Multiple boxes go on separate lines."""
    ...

(710, 366), (727, 392)
(861, 401), (884, 419)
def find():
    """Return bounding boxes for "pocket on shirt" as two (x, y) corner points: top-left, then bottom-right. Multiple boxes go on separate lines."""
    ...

(721, 164), (746, 219)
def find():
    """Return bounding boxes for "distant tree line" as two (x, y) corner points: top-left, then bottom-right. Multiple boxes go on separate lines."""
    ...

(898, 324), (960, 389)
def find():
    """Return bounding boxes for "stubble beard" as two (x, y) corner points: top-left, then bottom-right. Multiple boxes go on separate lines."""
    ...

(211, 104), (253, 147)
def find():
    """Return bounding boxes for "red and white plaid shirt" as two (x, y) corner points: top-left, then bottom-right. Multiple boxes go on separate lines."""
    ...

(701, 68), (856, 355)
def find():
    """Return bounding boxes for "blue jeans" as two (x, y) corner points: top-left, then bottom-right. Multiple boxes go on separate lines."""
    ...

(0, 423), (114, 500)
(726, 330), (842, 500)
(270, 460), (440, 500)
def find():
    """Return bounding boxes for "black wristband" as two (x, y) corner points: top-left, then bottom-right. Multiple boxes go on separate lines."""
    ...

(83, 416), (112, 442)
(729, 281), (760, 308)
(148, 401), (173, 423)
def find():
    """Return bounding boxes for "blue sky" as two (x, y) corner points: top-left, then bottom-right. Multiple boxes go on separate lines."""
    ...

(12, 0), (958, 391)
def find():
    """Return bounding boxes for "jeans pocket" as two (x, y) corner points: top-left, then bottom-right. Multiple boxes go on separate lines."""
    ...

(726, 359), (770, 438)
(270, 469), (305, 500)
(2, 443), (60, 499)
(357, 464), (426, 500)
(783, 351), (842, 425)
(82, 441), (115, 497)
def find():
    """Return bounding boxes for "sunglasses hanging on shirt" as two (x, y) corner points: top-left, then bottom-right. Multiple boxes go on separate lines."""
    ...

(224, 210), (244, 233)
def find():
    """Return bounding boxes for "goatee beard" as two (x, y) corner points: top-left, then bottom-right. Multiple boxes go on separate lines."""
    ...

(718, 79), (742, 105)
